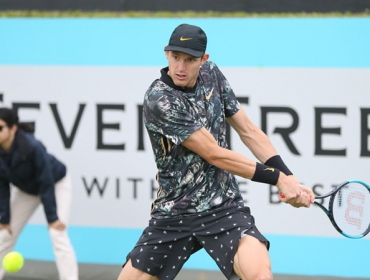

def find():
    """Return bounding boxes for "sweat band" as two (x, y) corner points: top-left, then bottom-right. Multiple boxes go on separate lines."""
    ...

(264, 155), (293, 176)
(251, 162), (280, 185)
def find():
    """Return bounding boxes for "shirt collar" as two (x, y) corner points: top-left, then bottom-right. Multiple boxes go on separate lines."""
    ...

(160, 67), (198, 93)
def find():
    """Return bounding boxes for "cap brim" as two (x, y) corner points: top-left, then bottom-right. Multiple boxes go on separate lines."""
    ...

(164, 45), (204, 58)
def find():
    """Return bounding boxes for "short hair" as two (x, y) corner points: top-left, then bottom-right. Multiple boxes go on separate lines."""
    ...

(0, 107), (18, 127)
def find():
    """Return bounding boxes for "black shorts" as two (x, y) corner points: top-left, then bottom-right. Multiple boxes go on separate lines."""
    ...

(123, 206), (269, 280)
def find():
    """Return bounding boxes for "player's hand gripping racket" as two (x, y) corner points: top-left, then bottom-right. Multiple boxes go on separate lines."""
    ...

(313, 180), (370, 239)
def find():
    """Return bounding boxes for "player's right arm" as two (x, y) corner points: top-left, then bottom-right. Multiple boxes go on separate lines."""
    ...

(182, 127), (312, 208)
(183, 127), (256, 180)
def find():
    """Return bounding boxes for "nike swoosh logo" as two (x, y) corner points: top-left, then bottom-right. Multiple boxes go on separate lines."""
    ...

(180, 36), (193, 41)
(206, 88), (214, 100)
(263, 168), (275, 172)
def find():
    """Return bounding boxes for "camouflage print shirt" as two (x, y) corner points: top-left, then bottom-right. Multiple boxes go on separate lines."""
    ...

(144, 61), (245, 219)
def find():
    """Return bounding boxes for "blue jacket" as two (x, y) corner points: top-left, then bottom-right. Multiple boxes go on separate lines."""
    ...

(0, 130), (66, 224)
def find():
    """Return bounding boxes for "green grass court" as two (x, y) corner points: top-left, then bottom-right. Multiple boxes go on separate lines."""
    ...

(2, 260), (369, 280)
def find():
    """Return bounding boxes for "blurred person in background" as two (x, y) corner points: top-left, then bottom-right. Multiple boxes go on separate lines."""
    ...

(0, 107), (78, 280)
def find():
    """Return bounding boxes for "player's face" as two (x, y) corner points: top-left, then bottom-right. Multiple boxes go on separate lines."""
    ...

(165, 51), (209, 88)
(0, 119), (16, 151)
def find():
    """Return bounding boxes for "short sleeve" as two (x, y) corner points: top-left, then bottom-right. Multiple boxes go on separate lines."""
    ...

(144, 91), (203, 145)
(211, 62), (240, 118)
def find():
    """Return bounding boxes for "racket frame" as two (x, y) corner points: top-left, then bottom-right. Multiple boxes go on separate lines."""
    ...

(314, 180), (370, 239)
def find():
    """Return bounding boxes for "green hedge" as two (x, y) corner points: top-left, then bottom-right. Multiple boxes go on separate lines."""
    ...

(0, 10), (369, 18)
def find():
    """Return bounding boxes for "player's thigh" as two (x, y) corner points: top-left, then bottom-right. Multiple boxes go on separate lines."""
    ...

(117, 258), (159, 280)
(233, 235), (272, 280)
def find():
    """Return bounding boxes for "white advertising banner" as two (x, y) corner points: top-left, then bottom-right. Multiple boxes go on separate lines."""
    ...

(1, 65), (369, 238)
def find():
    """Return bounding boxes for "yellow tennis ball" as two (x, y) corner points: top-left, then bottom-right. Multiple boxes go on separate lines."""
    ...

(2, 252), (24, 273)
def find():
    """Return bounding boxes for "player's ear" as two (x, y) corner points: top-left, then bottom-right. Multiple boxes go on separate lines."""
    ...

(164, 48), (169, 60)
(201, 53), (209, 65)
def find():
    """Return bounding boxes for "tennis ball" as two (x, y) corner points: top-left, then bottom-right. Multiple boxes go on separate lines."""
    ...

(2, 252), (24, 273)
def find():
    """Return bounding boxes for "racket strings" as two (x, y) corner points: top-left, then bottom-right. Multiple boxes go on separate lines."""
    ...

(332, 182), (370, 237)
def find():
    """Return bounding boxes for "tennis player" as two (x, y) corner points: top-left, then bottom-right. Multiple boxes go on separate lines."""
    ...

(118, 23), (314, 280)
(0, 107), (78, 280)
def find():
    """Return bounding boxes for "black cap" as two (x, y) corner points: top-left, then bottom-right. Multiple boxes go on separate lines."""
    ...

(164, 24), (207, 57)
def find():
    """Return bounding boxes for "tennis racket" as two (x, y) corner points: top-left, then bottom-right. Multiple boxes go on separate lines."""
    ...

(313, 180), (370, 239)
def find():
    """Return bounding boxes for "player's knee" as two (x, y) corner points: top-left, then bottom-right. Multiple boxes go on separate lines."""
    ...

(236, 267), (272, 280)
(253, 270), (273, 280)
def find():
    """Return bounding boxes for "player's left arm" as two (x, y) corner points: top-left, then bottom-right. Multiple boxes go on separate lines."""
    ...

(227, 107), (314, 203)
(226, 106), (278, 163)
